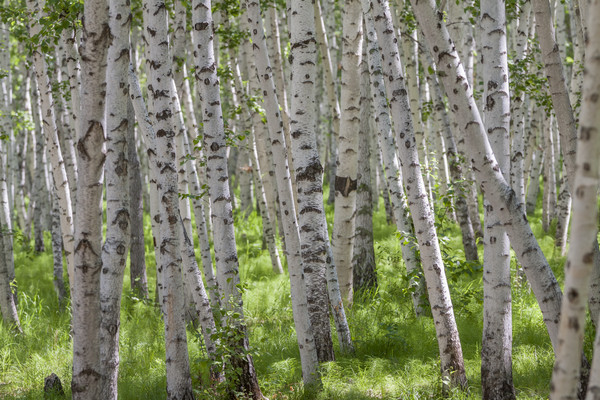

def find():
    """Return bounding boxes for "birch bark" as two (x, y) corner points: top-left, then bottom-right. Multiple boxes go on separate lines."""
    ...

(412, 0), (564, 352)
(542, 115), (557, 232)
(333, 0), (363, 304)
(479, 0), (515, 395)
(352, 55), (377, 292)
(228, 46), (282, 275)
(551, 1), (600, 394)
(526, 147), (543, 215)
(50, 191), (67, 309)
(99, 0), (131, 395)
(128, 102), (148, 299)
(245, 0), (333, 368)
(510, 0), (531, 207)
(0, 141), (19, 330)
(532, 0), (577, 186)
(191, 0), (263, 395)
(366, 0), (467, 385)
(71, 0), (109, 396)
(29, 72), (47, 253)
(142, 0), (195, 395)
(26, 0), (75, 284)
(425, 57), (479, 263)
(362, 9), (426, 315)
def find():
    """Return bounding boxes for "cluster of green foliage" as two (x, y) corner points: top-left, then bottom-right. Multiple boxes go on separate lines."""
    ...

(0, 185), (591, 399)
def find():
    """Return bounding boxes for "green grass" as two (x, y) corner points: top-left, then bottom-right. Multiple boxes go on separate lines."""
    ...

(0, 188), (587, 399)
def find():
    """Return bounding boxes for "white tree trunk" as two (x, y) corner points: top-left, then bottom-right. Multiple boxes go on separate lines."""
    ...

(367, 0), (468, 386)
(333, 0), (363, 304)
(142, 0), (194, 396)
(412, 0), (564, 353)
(0, 142), (19, 330)
(479, 0), (515, 395)
(183, 131), (221, 307)
(191, 0), (263, 395)
(249, 136), (284, 275)
(422, 49), (479, 262)
(71, 0), (109, 397)
(128, 104), (149, 299)
(227, 49), (283, 275)
(542, 115), (557, 232)
(50, 191), (67, 309)
(99, 0), (132, 395)
(352, 56), (377, 292)
(314, 0), (340, 207)
(509, 0), (532, 207)
(532, 0), (577, 187)
(245, 0), (331, 374)
(526, 148), (543, 215)
(363, 9), (426, 316)
(551, 1), (600, 394)
(555, 173), (571, 255)
(0, 32), (15, 307)
(26, 0), (75, 285)
(170, 14), (220, 305)
(29, 72), (48, 253)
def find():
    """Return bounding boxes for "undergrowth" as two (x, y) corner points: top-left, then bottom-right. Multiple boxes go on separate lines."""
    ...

(0, 186), (586, 399)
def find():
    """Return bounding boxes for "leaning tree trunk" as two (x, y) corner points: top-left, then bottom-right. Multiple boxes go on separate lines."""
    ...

(532, 0), (577, 187)
(509, 0), (532, 207)
(191, 0), (263, 396)
(71, 0), (109, 397)
(366, 0), (468, 386)
(526, 147), (543, 215)
(424, 55), (479, 263)
(170, 71), (219, 360)
(542, 115), (557, 232)
(226, 44), (282, 275)
(99, 0), (132, 396)
(479, 0), (515, 396)
(26, 0), (75, 284)
(411, 0), (564, 353)
(362, 9), (426, 316)
(551, 2), (600, 397)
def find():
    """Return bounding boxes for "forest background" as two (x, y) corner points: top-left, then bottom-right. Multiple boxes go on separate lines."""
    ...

(0, 0), (598, 397)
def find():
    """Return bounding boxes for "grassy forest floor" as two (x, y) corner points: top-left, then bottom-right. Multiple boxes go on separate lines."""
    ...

(0, 187), (595, 399)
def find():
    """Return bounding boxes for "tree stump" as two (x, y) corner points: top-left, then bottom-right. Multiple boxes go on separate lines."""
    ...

(43, 373), (64, 398)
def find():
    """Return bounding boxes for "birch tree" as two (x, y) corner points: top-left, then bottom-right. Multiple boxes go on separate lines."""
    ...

(362, 9), (426, 315)
(479, 0), (514, 395)
(128, 102), (148, 299)
(551, 1), (600, 395)
(288, 11), (355, 344)
(365, 0), (467, 386)
(99, 0), (132, 395)
(411, 0), (565, 353)
(333, 0), (363, 304)
(26, 0), (75, 284)
(0, 141), (19, 330)
(141, 0), (195, 395)
(71, 0), (109, 396)
(244, 0), (326, 377)
(191, 0), (263, 395)
(352, 53), (376, 292)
